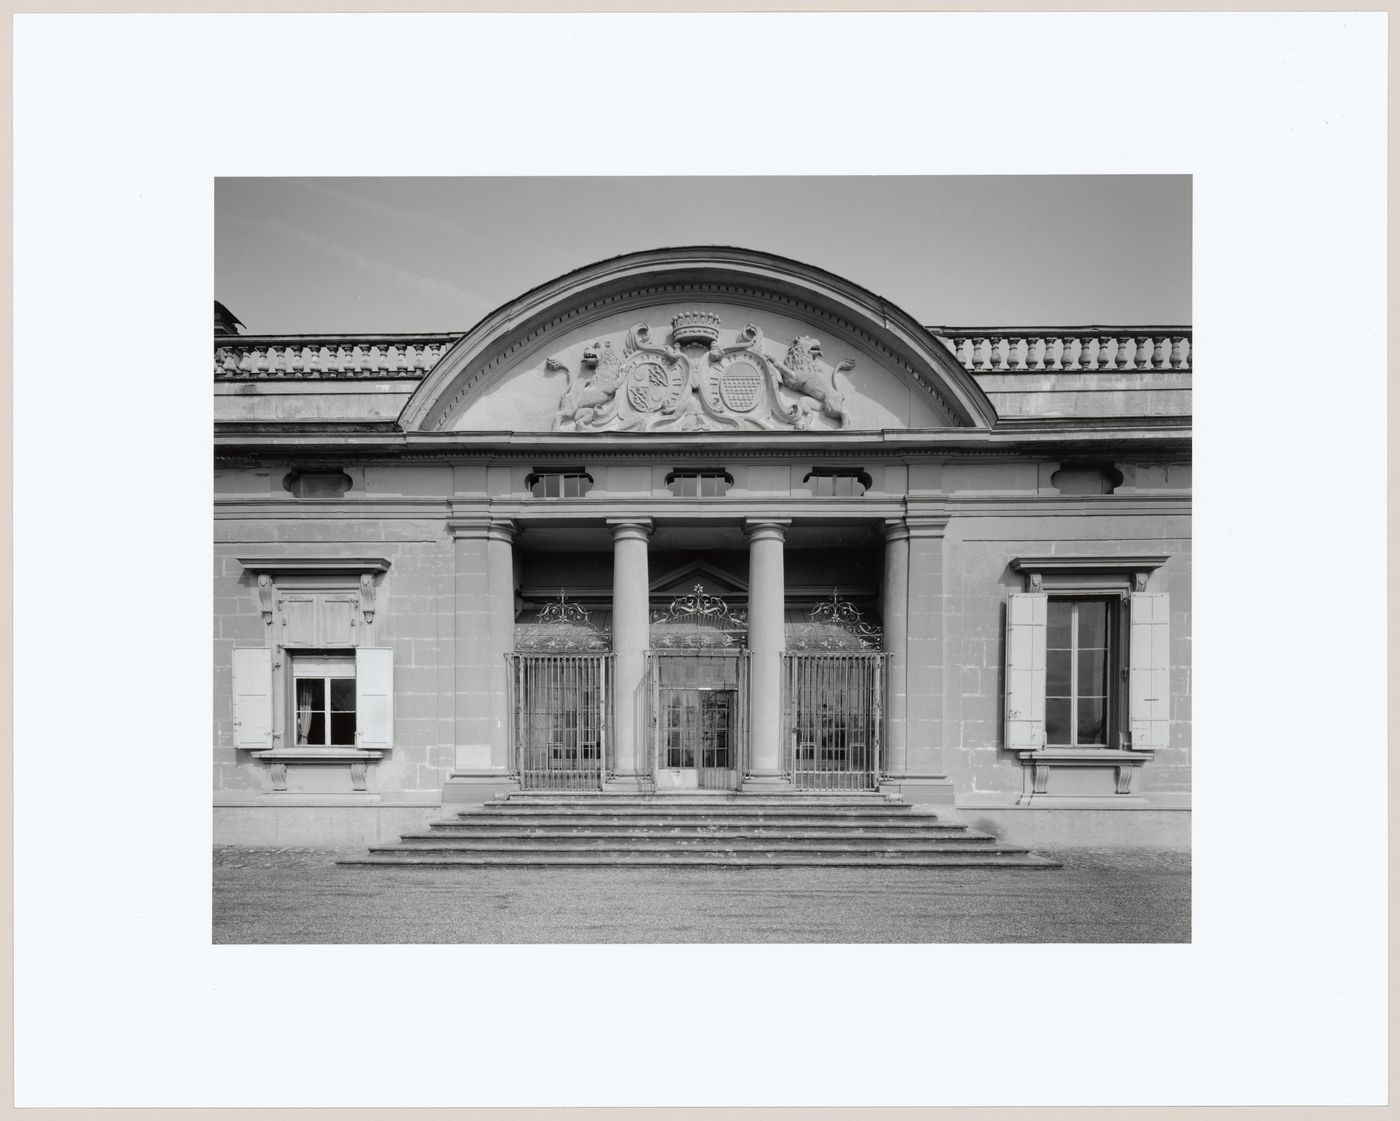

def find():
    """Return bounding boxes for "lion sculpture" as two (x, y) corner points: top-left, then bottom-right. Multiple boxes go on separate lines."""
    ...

(774, 336), (854, 429)
(551, 341), (622, 430)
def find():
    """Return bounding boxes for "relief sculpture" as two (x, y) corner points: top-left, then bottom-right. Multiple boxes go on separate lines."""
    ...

(547, 313), (860, 433)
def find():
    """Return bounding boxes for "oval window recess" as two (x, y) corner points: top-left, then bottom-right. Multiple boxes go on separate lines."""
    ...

(1051, 464), (1123, 496)
(283, 471), (353, 498)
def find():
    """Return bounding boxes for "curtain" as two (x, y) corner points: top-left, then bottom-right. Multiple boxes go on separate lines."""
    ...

(296, 681), (314, 745)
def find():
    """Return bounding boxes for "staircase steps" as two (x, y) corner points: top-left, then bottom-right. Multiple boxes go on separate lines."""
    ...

(339, 793), (1059, 868)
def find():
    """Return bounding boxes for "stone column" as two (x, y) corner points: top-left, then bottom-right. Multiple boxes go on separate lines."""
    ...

(607, 519), (652, 784)
(881, 519), (910, 779)
(744, 519), (791, 785)
(485, 521), (517, 772)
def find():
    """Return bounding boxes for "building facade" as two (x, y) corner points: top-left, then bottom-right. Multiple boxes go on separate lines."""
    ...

(214, 247), (1191, 847)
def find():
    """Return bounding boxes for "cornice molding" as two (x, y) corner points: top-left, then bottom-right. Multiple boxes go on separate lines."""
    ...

(237, 556), (391, 574)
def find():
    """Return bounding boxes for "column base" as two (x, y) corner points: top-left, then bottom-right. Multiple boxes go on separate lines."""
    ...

(879, 776), (955, 806)
(602, 776), (646, 794)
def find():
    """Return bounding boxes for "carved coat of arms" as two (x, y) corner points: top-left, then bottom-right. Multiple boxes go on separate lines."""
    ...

(547, 313), (857, 433)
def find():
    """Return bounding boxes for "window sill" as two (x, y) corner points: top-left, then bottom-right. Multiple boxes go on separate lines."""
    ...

(1016, 748), (1154, 765)
(251, 748), (384, 762)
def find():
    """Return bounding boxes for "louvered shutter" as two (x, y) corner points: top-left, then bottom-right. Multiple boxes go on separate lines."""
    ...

(1128, 592), (1171, 749)
(231, 648), (273, 749)
(1005, 593), (1047, 750)
(355, 647), (394, 749)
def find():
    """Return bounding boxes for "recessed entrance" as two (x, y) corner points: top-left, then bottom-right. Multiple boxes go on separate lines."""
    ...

(651, 652), (747, 791)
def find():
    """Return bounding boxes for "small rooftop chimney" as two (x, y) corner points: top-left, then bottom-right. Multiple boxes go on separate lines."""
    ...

(214, 300), (245, 336)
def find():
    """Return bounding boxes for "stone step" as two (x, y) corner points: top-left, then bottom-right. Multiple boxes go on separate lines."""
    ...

(424, 824), (982, 838)
(469, 804), (921, 817)
(496, 794), (895, 805)
(339, 851), (1058, 868)
(388, 835), (1007, 852)
(451, 815), (942, 831)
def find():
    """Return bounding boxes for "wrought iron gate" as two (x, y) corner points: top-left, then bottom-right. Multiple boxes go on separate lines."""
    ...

(783, 652), (886, 790)
(509, 653), (610, 791)
(649, 651), (749, 791)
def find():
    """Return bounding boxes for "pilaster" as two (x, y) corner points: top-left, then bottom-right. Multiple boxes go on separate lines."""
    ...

(892, 512), (955, 804)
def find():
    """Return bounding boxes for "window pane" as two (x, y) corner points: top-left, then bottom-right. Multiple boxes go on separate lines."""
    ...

(330, 678), (356, 711)
(1047, 600), (1072, 649)
(813, 475), (833, 496)
(330, 711), (357, 746)
(1045, 698), (1071, 745)
(296, 678), (325, 708)
(1077, 698), (1107, 744)
(1077, 600), (1109, 648)
(1046, 648), (1071, 697)
(294, 679), (325, 746)
(1077, 649), (1107, 695)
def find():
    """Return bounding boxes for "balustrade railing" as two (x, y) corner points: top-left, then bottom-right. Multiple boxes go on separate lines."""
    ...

(214, 334), (459, 379)
(933, 328), (1191, 373)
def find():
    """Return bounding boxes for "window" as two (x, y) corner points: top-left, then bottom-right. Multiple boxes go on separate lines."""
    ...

(527, 469), (593, 498)
(804, 468), (871, 497)
(1005, 555), (1170, 802)
(292, 654), (357, 747)
(1044, 597), (1117, 746)
(666, 469), (732, 497)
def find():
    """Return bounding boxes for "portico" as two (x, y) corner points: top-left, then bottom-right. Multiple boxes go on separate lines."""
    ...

(466, 510), (928, 800)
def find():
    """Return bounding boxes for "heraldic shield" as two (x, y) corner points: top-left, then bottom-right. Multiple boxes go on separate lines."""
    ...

(549, 312), (857, 433)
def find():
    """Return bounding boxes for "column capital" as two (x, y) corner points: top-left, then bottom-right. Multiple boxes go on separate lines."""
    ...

(607, 517), (653, 541)
(882, 518), (910, 543)
(744, 518), (791, 541)
(485, 520), (517, 545)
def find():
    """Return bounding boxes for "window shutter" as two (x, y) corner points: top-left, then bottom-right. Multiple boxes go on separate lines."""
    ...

(355, 647), (394, 749)
(282, 595), (319, 645)
(321, 596), (357, 646)
(1128, 592), (1171, 750)
(231, 648), (273, 749)
(1005, 593), (1047, 750)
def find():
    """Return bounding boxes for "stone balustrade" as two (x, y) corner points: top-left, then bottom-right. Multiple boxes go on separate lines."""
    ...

(214, 328), (1192, 379)
(932, 328), (1192, 373)
(214, 334), (459, 379)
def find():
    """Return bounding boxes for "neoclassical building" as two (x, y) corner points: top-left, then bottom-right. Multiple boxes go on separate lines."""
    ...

(214, 247), (1191, 847)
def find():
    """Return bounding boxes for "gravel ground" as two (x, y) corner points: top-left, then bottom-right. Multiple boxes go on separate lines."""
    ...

(213, 846), (1190, 944)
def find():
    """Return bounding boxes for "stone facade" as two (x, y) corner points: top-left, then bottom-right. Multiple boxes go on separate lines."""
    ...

(214, 247), (1191, 847)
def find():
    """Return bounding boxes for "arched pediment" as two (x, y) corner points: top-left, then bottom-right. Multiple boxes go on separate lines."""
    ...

(398, 247), (997, 434)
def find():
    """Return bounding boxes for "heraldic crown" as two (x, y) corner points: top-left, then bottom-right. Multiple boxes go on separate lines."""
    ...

(547, 313), (859, 433)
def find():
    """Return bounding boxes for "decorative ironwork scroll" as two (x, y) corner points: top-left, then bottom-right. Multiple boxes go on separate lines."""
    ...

(786, 591), (884, 651)
(650, 584), (748, 648)
(514, 590), (611, 652)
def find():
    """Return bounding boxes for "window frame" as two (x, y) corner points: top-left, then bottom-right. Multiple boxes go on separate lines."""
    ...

(1043, 592), (1124, 749)
(526, 468), (594, 499)
(803, 468), (872, 497)
(289, 651), (358, 750)
(665, 468), (733, 498)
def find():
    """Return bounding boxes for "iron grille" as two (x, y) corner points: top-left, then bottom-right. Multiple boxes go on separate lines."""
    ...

(509, 653), (610, 791)
(649, 650), (749, 792)
(783, 652), (887, 791)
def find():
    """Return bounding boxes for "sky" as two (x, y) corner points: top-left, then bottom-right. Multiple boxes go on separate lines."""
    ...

(214, 176), (1190, 336)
